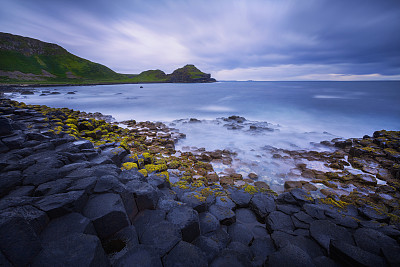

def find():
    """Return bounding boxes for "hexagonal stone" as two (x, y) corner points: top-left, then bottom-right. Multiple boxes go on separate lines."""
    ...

(268, 244), (315, 267)
(83, 193), (130, 239)
(103, 225), (139, 264)
(354, 228), (399, 255)
(250, 237), (276, 266)
(309, 220), (354, 252)
(133, 209), (166, 239)
(209, 204), (236, 225)
(330, 240), (385, 267)
(204, 228), (231, 250)
(210, 249), (252, 267)
(113, 245), (162, 267)
(227, 223), (254, 245)
(250, 192), (276, 220)
(126, 181), (159, 211)
(359, 205), (389, 222)
(167, 205), (200, 242)
(181, 192), (207, 212)
(227, 242), (252, 261)
(303, 204), (326, 220)
(35, 190), (87, 219)
(163, 241), (207, 267)
(157, 198), (184, 213)
(40, 212), (96, 244)
(193, 236), (220, 263)
(199, 212), (220, 235)
(227, 187), (253, 207)
(31, 233), (109, 267)
(140, 221), (182, 256)
(266, 211), (294, 233)
(0, 215), (42, 267)
(0, 205), (49, 235)
(215, 196), (236, 210)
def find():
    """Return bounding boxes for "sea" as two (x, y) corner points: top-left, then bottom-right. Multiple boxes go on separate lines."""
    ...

(6, 81), (400, 191)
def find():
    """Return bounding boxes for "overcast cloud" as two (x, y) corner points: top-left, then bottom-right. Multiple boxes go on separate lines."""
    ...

(1, 0), (399, 80)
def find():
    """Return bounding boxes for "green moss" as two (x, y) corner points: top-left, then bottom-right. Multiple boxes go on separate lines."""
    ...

(121, 162), (138, 171)
(138, 169), (148, 177)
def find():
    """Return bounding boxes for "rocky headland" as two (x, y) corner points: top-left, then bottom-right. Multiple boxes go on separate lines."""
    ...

(1, 98), (400, 266)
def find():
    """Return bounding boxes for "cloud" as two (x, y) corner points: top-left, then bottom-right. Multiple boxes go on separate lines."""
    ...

(0, 0), (399, 80)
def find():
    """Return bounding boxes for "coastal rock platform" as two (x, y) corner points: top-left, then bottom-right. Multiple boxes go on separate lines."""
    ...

(1, 98), (399, 267)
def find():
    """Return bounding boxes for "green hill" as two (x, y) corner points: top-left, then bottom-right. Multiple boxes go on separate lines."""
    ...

(0, 32), (216, 85)
(0, 32), (123, 84)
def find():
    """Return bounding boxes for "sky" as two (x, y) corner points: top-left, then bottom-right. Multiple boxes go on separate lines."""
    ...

(1, 0), (400, 81)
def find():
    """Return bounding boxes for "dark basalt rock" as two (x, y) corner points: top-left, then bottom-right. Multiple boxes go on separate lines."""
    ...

(303, 203), (327, 220)
(113, 245), (162, 267)
(329, 240), (386, 267)
(181, 191), (208, 212)
(83, 193), (130, 239)
(276, 204), (301, 214)
(266, 211), (295, 233)
(166, 205), (200, 242)
(103, 225), (139, 263)
(0, 117), (13, 136)
(267, 244), (316, 267)
(31, 233), (110, 267)
(199, 212), (220, 235)
(227, 187), (253, 207)
(34, 178), (74, 196)
(163, 241), (208, 267)
(35, 190), (87, 219)
(126, 180), (159, 211)
(133, 209), (166, 239)
(215, 195), (236, 210)
(193, 236), (221, 263)
(227, 242), (252, 261)
(227, 222), (254, 245)
(0, 215), (42, 266)
(249, 192), (276, 220)
(0, 205), (48, 235)
(94, 175), (126, 193)
(139, 221), (182, 256)
(40, 212), (96, 244)
(0, 170), (23, 197)
(359, 205), (390, 222)
(309, 220), (354, 252)
(209, 204), (236, 225)
(250, 237), (276, 266)
(204, 228), (231, 250)
(210, 249), (253, 267)
(353, 227), (399, 255)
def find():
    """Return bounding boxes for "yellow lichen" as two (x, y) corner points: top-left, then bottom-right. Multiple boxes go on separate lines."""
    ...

(121, 162), (138, 171)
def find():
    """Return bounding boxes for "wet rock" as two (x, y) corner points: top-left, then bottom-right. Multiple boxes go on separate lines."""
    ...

(83, 193), (130, 239)
(204, 228), (231, 250)
(354, 228), (399, 256)
(248, 173), (258, 180)
(32, 233), (109, 267)
(276, 191), (299, 205)
(140, 221), (182, 256)
(210, 249), (252, 267)
(209, 204), (236, 225)
(35, 190), (87, 219)
(359, 205), (389, 222)
(133, 209), (166, 239)
(309, 220), (354, 252)
(113, 245), (162, 267)
(284, 180), (303, 191)
(250, 192), (276, 220)
(40, 212), (96, 244)
(330, 240), (385, 267)
(290, 188), (314, 204)
(267, 244), (315, 267)
(126, 180), (159, 211)
(0, 117), (13, 136)
(193, 236), (220, 263)
(266, 211), (295, 233)
(0, 215), (42, 266)
(163, 241), (207, 267)
(227, 187), (253, 207)
(103, 225), (139, 263)
(250, 237), (276, 265)
(181, 191), (207, 212)
(199, 212), (220, 235)
(227, 222), (254, 245)
(167, 205), (200, 242)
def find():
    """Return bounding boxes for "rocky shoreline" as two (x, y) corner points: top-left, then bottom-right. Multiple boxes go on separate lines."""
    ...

(1, 98), (400, 266)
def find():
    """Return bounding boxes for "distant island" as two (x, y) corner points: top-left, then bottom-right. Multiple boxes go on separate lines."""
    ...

(0, 32), (216, 86)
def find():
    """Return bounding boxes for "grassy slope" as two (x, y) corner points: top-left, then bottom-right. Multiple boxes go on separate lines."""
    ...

(0, 33), (215, 85)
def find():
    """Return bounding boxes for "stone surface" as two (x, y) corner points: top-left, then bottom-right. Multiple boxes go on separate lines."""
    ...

(40, 212), (96, 244)
(103, 225), (139, 263)
(32, 233), (110, 267)
(193, 236), (220, 263)
(140, 221), (182, 256)
(266, 211), (295, 233)
(166, 205), (200, 242)
(181, 191), (208, 212)
(354, 227), (399, 255)
(133, 209), (166, 239)
(249, 192), (276, 220)
(309, 220), (354, 252)
(268, 244), (316, 267)
(0, 215), (42, 266)
(359, 205), (389, 222)
(113, 245), (162, 267)
(250, 237), (276, 265)
(163, 241), (208, 267)
(199, 212), (220, 235)
(227, 187), (253, 207)
(210, 249), (253, 267)
(330, 240), (386, 267)
(204, 228), (231, 250)
(35, 190), (87, 219)
(209, 204), (236, 225)
(83, 193), (130, 239)
(0, 205), (48, 235)
(126, 180), (159, 211)
(227, 222), (254, 245)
